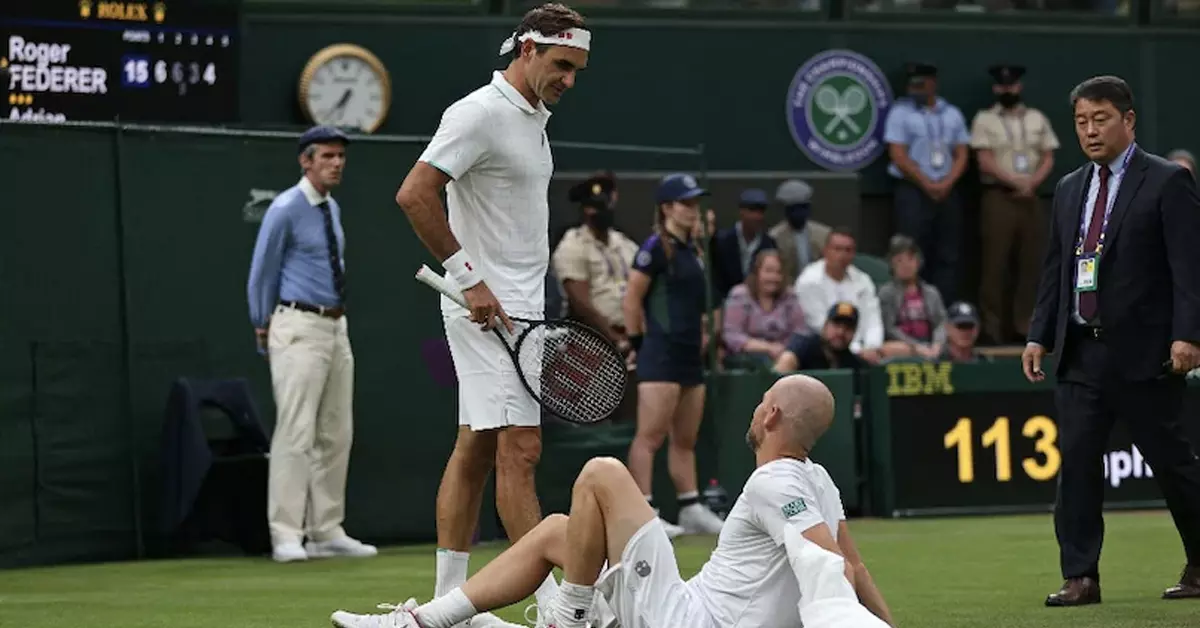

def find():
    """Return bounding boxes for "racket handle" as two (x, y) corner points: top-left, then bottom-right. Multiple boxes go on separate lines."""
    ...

(415, 264), (470, 309)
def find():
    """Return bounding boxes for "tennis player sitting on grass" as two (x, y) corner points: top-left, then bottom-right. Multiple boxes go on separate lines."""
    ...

(330, 374), (894, 628)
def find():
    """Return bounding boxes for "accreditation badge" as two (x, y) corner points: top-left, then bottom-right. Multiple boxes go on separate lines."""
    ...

(930, 146), (947, 169)
(1013, 153), (1030, 174)
(1075, 255), (1098, 292)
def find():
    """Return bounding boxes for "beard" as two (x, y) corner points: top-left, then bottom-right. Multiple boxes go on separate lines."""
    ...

(745, 426), (759, 452)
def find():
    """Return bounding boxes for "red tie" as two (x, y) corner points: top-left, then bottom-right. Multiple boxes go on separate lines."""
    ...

(1078, 165), (1110, 322)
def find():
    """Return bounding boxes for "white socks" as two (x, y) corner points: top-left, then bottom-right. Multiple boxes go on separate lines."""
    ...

(552, 581), (595, 628)
(415, 587), (477, 628)
(534, 573), (560, 610)
(435, 548), (470, 598)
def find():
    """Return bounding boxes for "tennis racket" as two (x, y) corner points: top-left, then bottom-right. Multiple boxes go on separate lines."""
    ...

(415, 264), (627, 425)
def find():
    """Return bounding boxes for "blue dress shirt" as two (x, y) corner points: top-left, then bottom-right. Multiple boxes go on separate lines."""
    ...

(247, 176), (346, 329)
(884, 96), (971, 182)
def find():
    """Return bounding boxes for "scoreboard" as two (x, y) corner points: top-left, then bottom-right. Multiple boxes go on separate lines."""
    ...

(1, 1), (239, 124)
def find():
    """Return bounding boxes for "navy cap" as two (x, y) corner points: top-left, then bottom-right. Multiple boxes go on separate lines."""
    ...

(298, 125), (350, 154)
(906, 62), (938, 83)
(568, 174), (616, 204)
(827, 301), (860, 327)
(739, 188), (769, 209)
(988, 64), (1025, 86)
(656, 173), (709, 204)
(947, 301), (980, 326)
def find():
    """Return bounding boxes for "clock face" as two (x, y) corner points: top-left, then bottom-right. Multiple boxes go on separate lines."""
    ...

(303, 54), (388, 132)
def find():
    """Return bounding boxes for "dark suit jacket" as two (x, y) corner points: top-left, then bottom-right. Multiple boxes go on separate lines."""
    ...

(1028, 146), (1200, 380)
(710, 226), (777, 303)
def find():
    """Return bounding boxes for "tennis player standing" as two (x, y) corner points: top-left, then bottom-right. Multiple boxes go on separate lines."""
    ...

(394, 4), (590, 626)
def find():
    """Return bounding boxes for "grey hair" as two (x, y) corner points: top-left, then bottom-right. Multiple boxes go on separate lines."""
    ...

(887, 234), (922, 262)
(300, 143), (319, 174)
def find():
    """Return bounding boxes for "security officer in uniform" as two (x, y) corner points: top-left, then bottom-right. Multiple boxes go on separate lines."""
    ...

(969, 64), (1061, 344)
(553, 174), (639, 356)
(883, 62), (972, 303)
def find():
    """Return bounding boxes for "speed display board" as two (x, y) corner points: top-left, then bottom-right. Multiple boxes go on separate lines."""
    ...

(1, 1), (238, 123)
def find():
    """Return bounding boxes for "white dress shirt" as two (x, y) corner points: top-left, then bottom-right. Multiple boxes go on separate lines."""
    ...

(794, 260), (884, 353)
(1071, 141), (1137, 324)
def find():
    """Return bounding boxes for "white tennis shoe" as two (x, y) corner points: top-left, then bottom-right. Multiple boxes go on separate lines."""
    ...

(331, 600), (421, 628)
(306, 536), (378, 559)
(331, 601), (523, 628)
(522, 588), (616, 628)
(464, 612), (529, 627)
(652, 509), (684, 539)
(272, 541), (308, 563)
(678, 503), (724, 535)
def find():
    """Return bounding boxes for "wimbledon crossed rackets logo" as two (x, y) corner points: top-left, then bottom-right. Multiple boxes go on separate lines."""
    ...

(814, 82), (869, 139)
(786, 50), (893, 173)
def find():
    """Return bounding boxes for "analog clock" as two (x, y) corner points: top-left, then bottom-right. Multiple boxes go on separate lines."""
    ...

(298, 44), (392, 133)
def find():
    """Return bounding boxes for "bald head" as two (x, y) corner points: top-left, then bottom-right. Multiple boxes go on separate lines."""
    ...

(769, 374), (835, 450)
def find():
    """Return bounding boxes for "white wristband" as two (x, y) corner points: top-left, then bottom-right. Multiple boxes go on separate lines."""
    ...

(443, 249), (482, 290)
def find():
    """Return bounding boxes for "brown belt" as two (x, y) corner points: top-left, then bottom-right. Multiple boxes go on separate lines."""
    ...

(279, 300), (345, 319)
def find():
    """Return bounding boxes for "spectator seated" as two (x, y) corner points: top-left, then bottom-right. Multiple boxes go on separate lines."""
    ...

(721, 249), (809, 371)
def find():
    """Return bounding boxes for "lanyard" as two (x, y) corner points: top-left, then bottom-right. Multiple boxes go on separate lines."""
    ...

(923, 109), (945, 147)
(594, 238), (627, 281)
(1000, 111), (1027, 150)
(1075, 144), (1136, 257)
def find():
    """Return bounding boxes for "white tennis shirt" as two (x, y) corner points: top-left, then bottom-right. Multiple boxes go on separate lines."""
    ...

(688, 457), (847, 627)
(419, 71), (554, 316)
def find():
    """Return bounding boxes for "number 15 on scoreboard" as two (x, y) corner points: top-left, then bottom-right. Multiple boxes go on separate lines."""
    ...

(122, 55), (151, 88)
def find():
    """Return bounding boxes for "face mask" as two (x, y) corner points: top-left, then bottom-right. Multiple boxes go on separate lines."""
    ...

(785, 203), (811, 229)
(587, 207), (614, 231)
(997, 93), (1021, 108)
(908, 89), (928, 102)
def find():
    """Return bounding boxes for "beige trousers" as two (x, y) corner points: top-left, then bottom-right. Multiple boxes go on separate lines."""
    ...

(266, 305), (354, 546)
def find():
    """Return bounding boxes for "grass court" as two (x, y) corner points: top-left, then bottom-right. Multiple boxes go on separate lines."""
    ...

(2, 511), (1196, 628)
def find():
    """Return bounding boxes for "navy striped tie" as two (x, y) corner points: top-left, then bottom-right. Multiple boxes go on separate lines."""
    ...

(318, 201), (346, 306)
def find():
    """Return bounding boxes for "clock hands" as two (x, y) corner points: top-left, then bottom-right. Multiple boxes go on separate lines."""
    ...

(320, 88), (355, 122)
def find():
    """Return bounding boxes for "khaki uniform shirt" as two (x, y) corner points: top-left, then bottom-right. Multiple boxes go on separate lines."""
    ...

(552, 225), (639, 328)
(969, 104), (1060, 185)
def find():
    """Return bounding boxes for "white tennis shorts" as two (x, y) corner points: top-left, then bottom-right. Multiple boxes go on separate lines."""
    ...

(594, 519), (716, 628)
(443, 313), (541, 431)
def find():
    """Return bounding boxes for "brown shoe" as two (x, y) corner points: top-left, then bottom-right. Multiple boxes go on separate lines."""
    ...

(1045, 577), (1101, 607)
(1163, 565), (1200, 599)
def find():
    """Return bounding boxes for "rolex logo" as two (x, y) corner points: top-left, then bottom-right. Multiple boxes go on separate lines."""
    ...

(79, 0), (93, 18)
(153, 2), (166, 23)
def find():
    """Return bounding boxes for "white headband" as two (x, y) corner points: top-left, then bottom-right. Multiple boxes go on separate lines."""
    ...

(498, 28), (591, 56)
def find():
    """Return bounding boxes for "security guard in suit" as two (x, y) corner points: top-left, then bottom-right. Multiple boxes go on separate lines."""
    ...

(969, 64), (1061, 344)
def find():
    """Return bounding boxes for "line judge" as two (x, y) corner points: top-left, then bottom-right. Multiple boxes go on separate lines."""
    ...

(247, 125), (377, 563)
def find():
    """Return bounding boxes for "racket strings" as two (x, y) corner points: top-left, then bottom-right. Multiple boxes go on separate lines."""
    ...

(518, 323), (626, 424)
